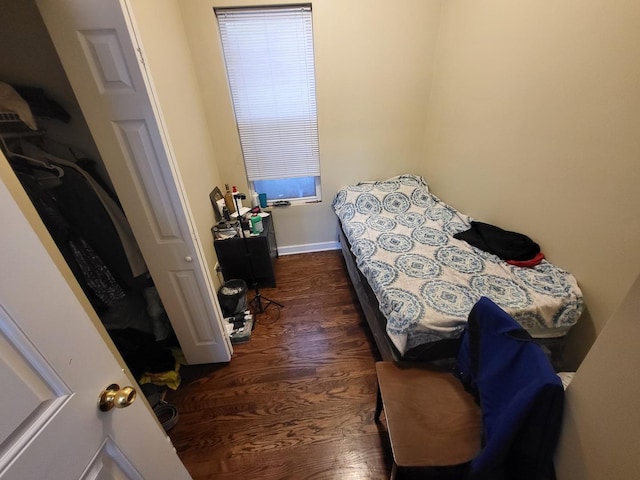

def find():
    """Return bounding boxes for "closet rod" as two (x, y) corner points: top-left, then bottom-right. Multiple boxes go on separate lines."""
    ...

(0, 130), (45, 140)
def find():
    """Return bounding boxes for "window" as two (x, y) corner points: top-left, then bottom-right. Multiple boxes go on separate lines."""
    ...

(215, 5), (321, 203)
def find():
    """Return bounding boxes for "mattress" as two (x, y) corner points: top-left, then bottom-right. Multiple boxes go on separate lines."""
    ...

(332, 174), (584, 357)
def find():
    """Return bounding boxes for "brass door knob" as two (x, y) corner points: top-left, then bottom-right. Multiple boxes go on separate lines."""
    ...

(98, 383), (137, 411)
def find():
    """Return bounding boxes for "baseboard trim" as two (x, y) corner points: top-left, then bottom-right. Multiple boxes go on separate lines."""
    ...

(278, 241), (340, 256)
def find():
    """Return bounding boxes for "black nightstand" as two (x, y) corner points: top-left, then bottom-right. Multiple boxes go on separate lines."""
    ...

(213, 214), (278, 288)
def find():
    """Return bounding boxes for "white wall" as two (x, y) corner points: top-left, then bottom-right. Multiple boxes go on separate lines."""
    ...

(422, 0), (640, 368)
(177, 0), (444, 252)
(556, 273), (640, 479)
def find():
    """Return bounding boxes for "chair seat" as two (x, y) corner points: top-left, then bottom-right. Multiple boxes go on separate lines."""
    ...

(376, 361), (482, 468)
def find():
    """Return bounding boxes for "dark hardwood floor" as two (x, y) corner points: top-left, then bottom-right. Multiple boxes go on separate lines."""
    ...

(165, 250), (393, 479)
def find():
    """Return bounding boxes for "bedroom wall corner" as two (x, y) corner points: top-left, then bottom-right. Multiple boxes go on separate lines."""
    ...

(177, 0), (444, 251)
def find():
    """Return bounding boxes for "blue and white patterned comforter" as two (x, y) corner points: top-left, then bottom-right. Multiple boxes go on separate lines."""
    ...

(333, 175), (584, 356)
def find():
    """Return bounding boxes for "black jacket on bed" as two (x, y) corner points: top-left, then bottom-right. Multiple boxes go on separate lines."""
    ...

(454, 221), (540, 262)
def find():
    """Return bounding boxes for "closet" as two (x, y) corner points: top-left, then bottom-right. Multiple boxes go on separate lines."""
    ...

(0, 1), (178, 385)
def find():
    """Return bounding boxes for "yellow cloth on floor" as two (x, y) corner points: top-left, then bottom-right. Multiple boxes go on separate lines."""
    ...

(139, 348), (185, 390)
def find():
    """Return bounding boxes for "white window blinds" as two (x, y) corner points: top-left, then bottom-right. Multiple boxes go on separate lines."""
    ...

(216, 5), (320, 181)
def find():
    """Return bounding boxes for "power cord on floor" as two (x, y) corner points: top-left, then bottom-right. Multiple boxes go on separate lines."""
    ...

(141, 383), (179, 432)
(153, 400), (179, 432)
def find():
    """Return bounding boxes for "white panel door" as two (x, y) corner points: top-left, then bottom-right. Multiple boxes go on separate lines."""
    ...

(36, 0), (232, 364)
(0, 165), (191, 479)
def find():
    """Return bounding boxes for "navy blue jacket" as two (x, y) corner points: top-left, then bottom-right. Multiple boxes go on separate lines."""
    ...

(457, 297), (564, 480)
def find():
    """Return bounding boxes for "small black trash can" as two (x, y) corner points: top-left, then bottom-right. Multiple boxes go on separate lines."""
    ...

(217, 279), (248, 317)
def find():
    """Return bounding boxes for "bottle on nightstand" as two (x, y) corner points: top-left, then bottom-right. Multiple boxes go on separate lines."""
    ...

(224, 183), (236, 214)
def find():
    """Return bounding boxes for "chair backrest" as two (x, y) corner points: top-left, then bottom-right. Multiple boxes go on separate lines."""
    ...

(457, 297), (564, 480)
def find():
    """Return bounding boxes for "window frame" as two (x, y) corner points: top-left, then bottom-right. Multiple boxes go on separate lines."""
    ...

(215, 4), (321, 204)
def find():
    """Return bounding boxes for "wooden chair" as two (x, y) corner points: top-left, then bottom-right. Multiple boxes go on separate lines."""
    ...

(375, 361), (482, 479)
(375, 298), (564, 480)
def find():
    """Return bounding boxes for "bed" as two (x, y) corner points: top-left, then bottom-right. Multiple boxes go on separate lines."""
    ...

(333, 174), (584, 364)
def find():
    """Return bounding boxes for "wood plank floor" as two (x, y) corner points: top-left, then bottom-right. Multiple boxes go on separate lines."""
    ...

(165, 250), (394, 479)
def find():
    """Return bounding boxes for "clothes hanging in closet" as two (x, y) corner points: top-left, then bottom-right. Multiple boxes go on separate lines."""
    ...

(12, 145), (176, 371)
(15, 170), (128, 312)
(1, 81), (177, 380)
(20, 140), (147, 281)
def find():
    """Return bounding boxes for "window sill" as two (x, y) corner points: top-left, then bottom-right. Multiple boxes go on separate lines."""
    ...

(267, 199), (322, 209)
